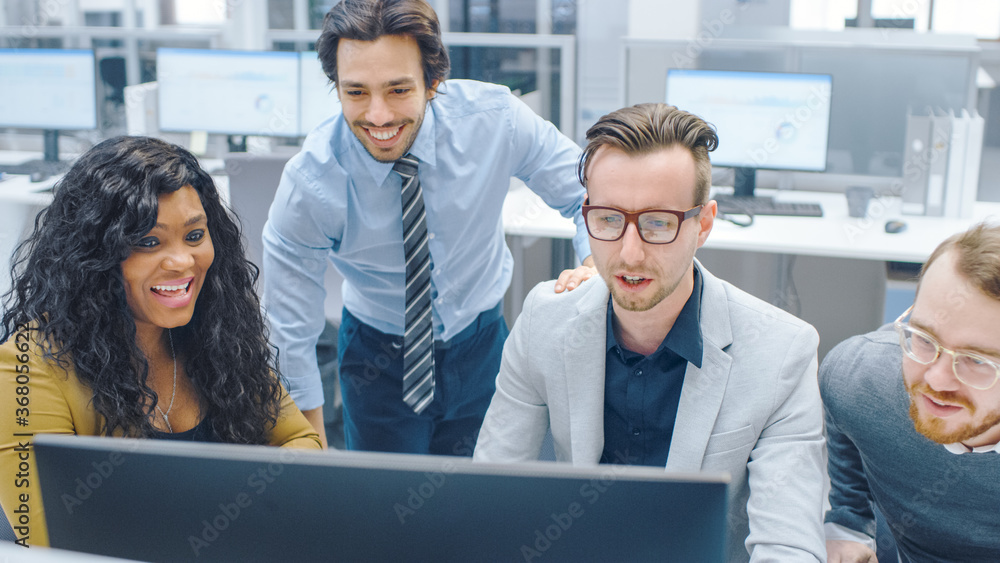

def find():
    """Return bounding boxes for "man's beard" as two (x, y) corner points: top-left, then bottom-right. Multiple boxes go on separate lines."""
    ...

(907, 381), (1000, 444)
(603, 264), (682, 313)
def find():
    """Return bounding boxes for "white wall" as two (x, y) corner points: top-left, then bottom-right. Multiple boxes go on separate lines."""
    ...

(628, 0), (699, 39)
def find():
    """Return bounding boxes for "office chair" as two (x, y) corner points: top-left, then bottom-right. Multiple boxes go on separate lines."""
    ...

(224, 152), (345, 448)
(99, 56), (126, 105)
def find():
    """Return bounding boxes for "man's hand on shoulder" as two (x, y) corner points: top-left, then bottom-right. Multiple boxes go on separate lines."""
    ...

(826, 540), (878, 563)
(554, 256), (597, 293)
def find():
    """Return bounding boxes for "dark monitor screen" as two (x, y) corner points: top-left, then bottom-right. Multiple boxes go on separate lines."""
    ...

(0, 48), (98, 131)
(35, 435), (729, 562)
(666, 69), (832, 198)
(156, 48), (300, 138)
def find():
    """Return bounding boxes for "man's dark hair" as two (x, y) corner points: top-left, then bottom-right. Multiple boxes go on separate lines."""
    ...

(316, 0), (450, 89)
(578, 103), (719, 206)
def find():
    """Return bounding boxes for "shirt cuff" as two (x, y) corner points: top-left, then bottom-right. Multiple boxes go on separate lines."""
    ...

(824, 521), (877, 551)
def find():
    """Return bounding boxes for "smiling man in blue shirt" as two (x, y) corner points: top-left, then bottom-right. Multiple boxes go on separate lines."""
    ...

(261, 0), (594, 453)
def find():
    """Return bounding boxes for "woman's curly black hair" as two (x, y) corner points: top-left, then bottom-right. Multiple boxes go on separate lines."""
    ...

(0, 136), (282, 443)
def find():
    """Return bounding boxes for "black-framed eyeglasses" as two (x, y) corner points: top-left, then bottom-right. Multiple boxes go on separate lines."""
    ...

(894, 305), (1000, 391)
(582, 197), (703, 245)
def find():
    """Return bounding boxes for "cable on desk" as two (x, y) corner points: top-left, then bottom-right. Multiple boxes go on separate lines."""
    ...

(719, 212), (754, 228)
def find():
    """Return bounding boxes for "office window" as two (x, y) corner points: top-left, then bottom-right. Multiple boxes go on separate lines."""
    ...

(449, 45), (564, 126)
(870, 0), (928, 29)
(173, 0), (228, 25)
(933, 0), (1000, 38)
(790, 0), (857, 30)
(309, 0), (338, 29)
(269, 0), (296, 29)
(447, 0), (575, 34)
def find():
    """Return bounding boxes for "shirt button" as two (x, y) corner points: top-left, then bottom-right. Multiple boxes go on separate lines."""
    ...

(634, 368), (643, 377)
(429, 233), (436, 240)
(632, 428), (640, 436)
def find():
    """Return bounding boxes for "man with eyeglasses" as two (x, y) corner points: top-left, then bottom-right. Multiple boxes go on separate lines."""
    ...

(475, 103), (827, 562)
(822, 223), (1000, 563)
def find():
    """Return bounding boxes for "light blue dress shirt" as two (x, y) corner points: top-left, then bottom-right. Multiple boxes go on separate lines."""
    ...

(262, 79), (590, 410)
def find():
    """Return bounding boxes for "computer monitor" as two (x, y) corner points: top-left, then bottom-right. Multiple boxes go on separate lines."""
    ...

(35, 434), (729, 562)
(0, 48), (97, 172)
(156, 48), (300, 147)
(665, 69), (833, 199)
(299, 51), (341, 136)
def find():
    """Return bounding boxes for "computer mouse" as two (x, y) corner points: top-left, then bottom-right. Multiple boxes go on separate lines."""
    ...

(885, 220), (907, 234)
(29, 171), (47, 183)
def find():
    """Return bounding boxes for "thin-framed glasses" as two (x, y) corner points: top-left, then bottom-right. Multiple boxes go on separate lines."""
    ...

(894, 305), (1000, 390)
(582, 197), (703, 245)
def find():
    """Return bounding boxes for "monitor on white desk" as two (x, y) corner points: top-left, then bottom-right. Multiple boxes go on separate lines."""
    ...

(0, 48), (97, 174)
(666, 69), (832, 207)
(156, 48), (300, 148)
(35, 434), (729, 562)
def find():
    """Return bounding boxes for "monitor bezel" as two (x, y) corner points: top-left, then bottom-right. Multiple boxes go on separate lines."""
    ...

(0, 48), (98, 131)
(155, 47), (302, 138)
(665, 68), (834, 174)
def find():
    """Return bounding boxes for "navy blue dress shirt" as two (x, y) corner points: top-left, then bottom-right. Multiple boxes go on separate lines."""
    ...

(600, 268), (704, 467)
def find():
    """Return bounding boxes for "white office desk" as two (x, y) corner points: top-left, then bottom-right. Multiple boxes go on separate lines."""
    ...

(503, 184), (1000, 264)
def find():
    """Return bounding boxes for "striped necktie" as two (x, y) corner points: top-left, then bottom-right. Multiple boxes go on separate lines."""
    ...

(394, 154), (435, 414)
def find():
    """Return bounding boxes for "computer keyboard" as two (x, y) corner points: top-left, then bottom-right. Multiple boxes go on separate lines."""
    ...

(715, 195), (823, 218)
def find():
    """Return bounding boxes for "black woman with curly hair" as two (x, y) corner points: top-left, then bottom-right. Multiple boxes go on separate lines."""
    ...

(0, 136), (321, 547)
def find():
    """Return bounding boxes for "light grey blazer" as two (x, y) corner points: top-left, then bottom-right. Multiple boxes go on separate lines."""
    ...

(475, 262), (826, 562)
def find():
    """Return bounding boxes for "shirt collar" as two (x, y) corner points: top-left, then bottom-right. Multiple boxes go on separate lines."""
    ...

(942, 441), (1000, 454)
(605, 266), (704, 368)
(349, 97), (439, 186)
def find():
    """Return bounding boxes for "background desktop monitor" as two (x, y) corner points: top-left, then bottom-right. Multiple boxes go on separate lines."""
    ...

(666, 69), (832, 197)
(299, 50), (341, 136)
(156, 48), (300, 139)
(0, 48), (97, 168)
(35, 435), (730, 563)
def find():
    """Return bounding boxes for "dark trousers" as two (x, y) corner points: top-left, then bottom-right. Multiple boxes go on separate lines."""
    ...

(337, 302), (508, 455)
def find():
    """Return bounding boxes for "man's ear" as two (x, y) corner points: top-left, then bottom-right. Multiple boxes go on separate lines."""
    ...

(427, 79), (440, 100)
(696, 200), (717, 249)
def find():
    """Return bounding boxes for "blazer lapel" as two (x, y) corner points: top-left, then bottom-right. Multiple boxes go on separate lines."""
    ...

(560, 279), (611, 463)
(666, 263), (734, 472)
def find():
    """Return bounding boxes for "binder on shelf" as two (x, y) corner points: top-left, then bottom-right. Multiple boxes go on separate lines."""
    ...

(943, 109), (967, 218)
(901, 107), (982, 218)
(925, 109), (951, 217)
(959, 109), (985, 219)
(901, 111), (932, 215)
